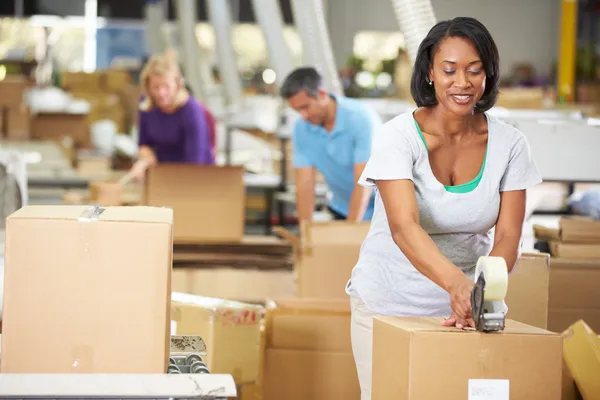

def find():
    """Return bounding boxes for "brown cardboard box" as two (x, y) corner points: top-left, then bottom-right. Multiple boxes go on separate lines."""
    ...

(0, 76), (29, 107)
(505, 252), (550, 329)
(263, 299), (360, 400)
(171, 292), (263, 384)
(31, 113), (90, 148)
(172, 267), (295, 304)
(145, 165), (245, 243)
(88, 181), (124, 206)
(562, 320), (600, 400)
(372, 317), (563, 400)
(535, 217), (600, 243)
(275, 222), (370, 299)
(4, 105), (30, 139)
(548, 258), (600, 333)
(1, 205), (173, 373)
(549, 241), (600, 258)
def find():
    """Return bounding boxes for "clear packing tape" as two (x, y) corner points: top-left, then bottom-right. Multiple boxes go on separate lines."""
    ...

(475, 256), (509, 302)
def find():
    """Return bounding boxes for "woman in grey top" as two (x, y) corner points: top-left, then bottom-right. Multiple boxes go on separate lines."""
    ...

(346, 17), (541, 399)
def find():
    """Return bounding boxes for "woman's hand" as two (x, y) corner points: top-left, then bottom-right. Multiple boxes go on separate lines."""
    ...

(443, 275), (475, 329)
(128, 159), (151, 183)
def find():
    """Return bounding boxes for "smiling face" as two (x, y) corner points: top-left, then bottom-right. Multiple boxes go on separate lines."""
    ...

(147, 72), (180, 112)
(429, 36), (487, 116)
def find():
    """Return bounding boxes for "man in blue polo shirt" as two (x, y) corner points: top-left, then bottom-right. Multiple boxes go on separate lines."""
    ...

(280, 67), (381, 222)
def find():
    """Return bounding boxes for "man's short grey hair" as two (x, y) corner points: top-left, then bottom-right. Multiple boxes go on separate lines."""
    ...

(280, 67), (323, 99)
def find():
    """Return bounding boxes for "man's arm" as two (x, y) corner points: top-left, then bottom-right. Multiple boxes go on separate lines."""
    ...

(295, 167), (316, 222)
(346, 162), (372, 221)
(346, 112), (377, 221)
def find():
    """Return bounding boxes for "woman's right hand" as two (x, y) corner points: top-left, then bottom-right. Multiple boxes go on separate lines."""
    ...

(128, 159), (150, 183)
(445, 274), (475, 329)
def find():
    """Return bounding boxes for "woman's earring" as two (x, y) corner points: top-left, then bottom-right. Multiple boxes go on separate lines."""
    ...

(427, 79), (433, 85)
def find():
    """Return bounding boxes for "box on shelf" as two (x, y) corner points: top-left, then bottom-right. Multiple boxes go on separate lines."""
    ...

(372, 317), (563, 400)
(31, 113), (90, 148)
(145, 165), (245, 244)
(1, 205), (173, 373)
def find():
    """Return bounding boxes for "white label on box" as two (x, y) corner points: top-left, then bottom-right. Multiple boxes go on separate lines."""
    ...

(468, 379), (509, 400)
(170, 320), (177, 335)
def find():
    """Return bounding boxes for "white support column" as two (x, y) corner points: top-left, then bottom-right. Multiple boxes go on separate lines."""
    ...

(206, 0), (244, 108)
(174, 0), (206, 101)
(82, 0), (98, 72)
(389, 0), (437, 64)
(144, 0), (168, 55)
(290, 0), (343, 96)
(251, 0), (295, 88)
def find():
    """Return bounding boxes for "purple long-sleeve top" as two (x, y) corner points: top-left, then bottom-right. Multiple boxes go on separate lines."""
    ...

(138, 96), (215, 164)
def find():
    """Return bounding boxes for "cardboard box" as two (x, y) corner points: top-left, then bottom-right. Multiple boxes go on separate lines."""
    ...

(31, 113), (90, 148)
(263, 299), (360, 400)
(505, 252), (550, 329)
(88, 181), (124, 206)
(535, 217), (600, 244)
(172, 267), (295, 304)
(171, 292), (263, 384)
(1, 205), (173, 373)
(548, 258), (600, 332)
(562, 320), (600, 400)
(549, 241), (600, 258)
(275, 222), (370, 299)
(0, 76), (29, 107)
(372, 317), (563, 400)
(4, 105), (30, 140)
(145, 165), (245, 243)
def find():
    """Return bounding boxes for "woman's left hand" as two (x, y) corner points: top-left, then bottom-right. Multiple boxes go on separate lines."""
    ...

(442, 312), (475, 330)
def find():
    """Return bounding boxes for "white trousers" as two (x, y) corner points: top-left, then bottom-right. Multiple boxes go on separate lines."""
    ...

(350, 296), (377, 400)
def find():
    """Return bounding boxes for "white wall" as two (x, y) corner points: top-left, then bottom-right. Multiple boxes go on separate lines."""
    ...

(326, 0), (561, 78)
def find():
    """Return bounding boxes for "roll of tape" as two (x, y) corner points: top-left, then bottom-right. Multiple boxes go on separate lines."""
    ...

(475, 256), (508, 302)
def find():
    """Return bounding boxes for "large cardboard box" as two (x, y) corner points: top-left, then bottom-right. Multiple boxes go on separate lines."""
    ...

(263, 299), (360, 400)
(534, 217), (600, 243)
(548, 258), (600, 333)
(505, 252), (550, 329)
(0, 76), (29, 107)
(372, 317), (563, 400)
(4, 105), (30, 140)
(275, 222), (370, 299)
(1, 205), (173, 373)
(171, 292), (263, 384)
(145, 165), (245, 243)
(562, 320), (600, 400)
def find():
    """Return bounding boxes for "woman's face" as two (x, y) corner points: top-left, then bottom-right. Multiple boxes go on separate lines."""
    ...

(147, 73), (180, 111)
(429, 36), (487, 116)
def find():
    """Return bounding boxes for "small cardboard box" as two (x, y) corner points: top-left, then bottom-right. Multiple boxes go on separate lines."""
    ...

(373, 317), (563, 400)
(171, 292), (263, 384)
(534, 217), (600, 244)
(1, 205), (173, 373)
(263, 299), (360, 400)
(31, 113), (90, 148)
(145, 165), (245, 244)
(0, 76), (29, 107)
(274, 222), (370, 299)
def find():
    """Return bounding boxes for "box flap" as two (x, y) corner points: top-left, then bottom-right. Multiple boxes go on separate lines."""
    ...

(376, 317), (557, 336)
(172, 292), (263, 311)
(8, 205), (173, 224)
(550, 258), (600, 270)
(519, 252), (550, 261)
(305, 221), (370, 245)
(559, 217), (600, 243)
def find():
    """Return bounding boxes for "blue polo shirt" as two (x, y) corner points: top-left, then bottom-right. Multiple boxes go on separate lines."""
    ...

(292, 96), (381, 220)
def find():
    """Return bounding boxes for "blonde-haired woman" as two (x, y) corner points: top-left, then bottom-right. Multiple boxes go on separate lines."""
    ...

(127, 52), (215, 182)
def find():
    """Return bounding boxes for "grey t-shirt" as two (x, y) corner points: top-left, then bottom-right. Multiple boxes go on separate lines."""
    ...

(346, 111), (542, 317)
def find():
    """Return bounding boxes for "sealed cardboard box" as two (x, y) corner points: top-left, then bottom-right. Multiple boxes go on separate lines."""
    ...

(275, 222), (370, 299)
(535, 217), (600, 244)
(1, 205), (173, 373)
(548, 258), (600, 332)
(31, 113), (90, 148)
(505, 252), (550, 329)
(263, 299), (360, 400)
(562, 320), (600, 400)
(372, 317), (563, 400)
(171, 292), (263, 384)
(145, 165), (245, 243)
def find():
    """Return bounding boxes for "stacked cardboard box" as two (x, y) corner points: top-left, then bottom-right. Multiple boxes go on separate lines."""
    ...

(533, 217), (600, 332)
(62, 70), (134, 134)
(0, 76), (31, 140)
(262, 299), (360, 400)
